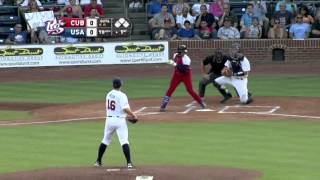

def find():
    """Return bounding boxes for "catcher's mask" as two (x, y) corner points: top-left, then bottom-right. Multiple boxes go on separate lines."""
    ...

(230, 42), (241, 59)
(177, 44), (187, 54)
(113, 78), (122, 89)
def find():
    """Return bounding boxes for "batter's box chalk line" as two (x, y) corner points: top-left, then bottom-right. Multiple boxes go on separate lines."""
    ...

(136, 176), (154, 180)
(218, 105), (280, 114)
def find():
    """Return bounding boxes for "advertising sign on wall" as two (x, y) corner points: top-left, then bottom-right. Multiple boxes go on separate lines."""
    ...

(0, 41), (169, 68)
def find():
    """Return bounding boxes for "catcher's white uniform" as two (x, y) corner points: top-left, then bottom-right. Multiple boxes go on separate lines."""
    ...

(101, 89), (130, 146)
(215, 56), (251, 104)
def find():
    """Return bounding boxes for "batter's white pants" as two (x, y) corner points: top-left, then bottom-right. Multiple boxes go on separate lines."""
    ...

(101, 117), (129, 146)
(215, 76), (249, 103)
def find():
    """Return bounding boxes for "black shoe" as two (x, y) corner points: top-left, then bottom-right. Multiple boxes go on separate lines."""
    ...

(127, 163), (134, 169)
(248, 92), (252, 98)
(94, 161), (102, 167)
(245, 98), (253, 104)
(220, 94), (232, 104)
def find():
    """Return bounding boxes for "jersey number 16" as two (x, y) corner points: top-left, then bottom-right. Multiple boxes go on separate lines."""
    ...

(107, 100), (116, 110)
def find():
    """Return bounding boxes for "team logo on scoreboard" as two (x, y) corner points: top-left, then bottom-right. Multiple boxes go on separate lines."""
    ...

(54, 46), (104, 55)
(115, 44), (165, 53)
(45, 18), (65, 36)
(0, 48), (43, 57)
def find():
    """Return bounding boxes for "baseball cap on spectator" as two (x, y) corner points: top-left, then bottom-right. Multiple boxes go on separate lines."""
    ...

(184, 20), (191, 25)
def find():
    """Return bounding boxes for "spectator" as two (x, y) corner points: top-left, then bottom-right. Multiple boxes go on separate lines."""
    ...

(311, 10), (320, 38)
(209, 0), (223, 19)
(80, 0), (101, 5)
(172, 0), (190, 17)
(177, 20), (198, 40)
(275, 0), (297, 15)
(129, 0), (143, 11)
(149, 4), (175, 39)
(176, 6), (195, 29)
(218, 3), (238, 28)
(217, 17), (240, 39)
(84, 0), (104, 17)
(245, 16), (262, 38)
(192, 0), (209, 17)
(273, 2), (294, 30)
(195, 4), (216, 29)
(266, 1), (276, 21)
(5, 24), (28, 44)
(289, 14), (310, 39)
(154, 19), (177, 40)
(299, 4), (315, 24)
(240, 3), (262, 38)
(198, 20), (216, 39)
(23, 0), (42, 43)
(250, 0), (268, 37)
(147, 0), (161, 17)
(17, 0), (43, 10)
(268, 18), (287, 39)
(59, 0), (83, 18)
(57, 0), (79, 5)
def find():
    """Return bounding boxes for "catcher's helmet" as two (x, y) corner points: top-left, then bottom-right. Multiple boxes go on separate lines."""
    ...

(113, 78), (122, 89)
(177, 44), (187, 54)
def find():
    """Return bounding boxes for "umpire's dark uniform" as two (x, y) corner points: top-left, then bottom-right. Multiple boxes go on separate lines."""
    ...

(199, 52), (232, 103)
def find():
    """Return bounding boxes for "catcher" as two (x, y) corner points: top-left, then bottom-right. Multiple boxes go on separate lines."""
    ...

(198, 49), (233, 104)
(215, 43), (253, 104)
(94, 78), (138, 169)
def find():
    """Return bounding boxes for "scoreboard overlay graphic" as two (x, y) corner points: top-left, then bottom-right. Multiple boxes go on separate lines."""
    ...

(45, 17), (132, 38)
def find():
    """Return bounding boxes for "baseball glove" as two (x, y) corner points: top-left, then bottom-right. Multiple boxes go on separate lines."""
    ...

(126, 117), (138, 124)
(221, 68), (233, 77)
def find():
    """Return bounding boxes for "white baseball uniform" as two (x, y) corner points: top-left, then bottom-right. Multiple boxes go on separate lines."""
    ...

(101, 89), (130, 146)
(215, 56), (251, 103)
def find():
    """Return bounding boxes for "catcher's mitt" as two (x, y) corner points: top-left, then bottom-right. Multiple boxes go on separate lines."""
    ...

(222, 68), (233, 77)
(126, 117), (138, 124)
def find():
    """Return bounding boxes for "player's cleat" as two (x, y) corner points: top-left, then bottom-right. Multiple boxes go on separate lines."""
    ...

(220, 93), (232, 104)
(127, 163), (134, 169)
(160, 96), (170, 112)
(94, 161), (102, 167)
(245, 98), (253, 104)
(200, 101), (207, 109)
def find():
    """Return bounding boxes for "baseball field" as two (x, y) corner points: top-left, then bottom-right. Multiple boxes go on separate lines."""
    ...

(0, 63), (320, 180)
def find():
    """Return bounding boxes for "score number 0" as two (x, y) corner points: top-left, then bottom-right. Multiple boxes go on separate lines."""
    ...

(86, 18), (98, 37)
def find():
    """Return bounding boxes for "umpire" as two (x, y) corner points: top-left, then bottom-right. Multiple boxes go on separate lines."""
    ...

(199, 49), (232, 103)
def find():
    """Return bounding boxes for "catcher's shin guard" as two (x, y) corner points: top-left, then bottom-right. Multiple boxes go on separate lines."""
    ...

(160, 95), (170, 112)
(213, 81), (232, 102)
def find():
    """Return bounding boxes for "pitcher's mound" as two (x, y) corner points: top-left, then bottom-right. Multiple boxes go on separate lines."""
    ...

(0, 166), (262, 180)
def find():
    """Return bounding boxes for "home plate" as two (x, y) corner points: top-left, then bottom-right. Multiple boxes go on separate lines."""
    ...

(196, 108), (215, 112)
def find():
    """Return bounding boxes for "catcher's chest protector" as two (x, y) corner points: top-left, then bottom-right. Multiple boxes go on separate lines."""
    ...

(231, 60), (243, 73)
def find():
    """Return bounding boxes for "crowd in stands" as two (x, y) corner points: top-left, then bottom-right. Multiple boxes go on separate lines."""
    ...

(1, 0), (320, 44)
(2, 0), (106, 44)
(148, 0), (320, 40)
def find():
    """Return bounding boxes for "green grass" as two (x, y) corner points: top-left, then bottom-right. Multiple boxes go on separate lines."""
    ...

(0, 110), (34, 121)
(0, 121), (320, 180)
(1, 75), (320, 179)
(0, 75), (319, 104)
